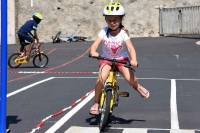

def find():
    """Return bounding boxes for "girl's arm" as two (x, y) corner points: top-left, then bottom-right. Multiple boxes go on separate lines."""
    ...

(90, 37), (102, 57)
(125, 39), (138, 67)
(34, 30), (41, 48)
(34, 30), (39, 43)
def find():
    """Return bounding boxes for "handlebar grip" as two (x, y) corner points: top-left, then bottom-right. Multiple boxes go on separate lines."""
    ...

(88, 54), (102, 59)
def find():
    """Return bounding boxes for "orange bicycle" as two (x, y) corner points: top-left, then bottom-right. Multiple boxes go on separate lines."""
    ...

(8, 42), (49, 68)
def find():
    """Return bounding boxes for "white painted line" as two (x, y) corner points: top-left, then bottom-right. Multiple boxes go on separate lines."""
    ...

(18, 71), (45, 74)
(123, 128), (147, 133)
(170, 129), (195, 133)
(64, 126), (196, 133)
(176, 79), (200, 81)
(138, 77), (171, 80)
(17, 71), (98, 74)
(7, 77), (55, 98)
(109, 127), (171, 130)
(174, 54), (180, 60)
(45, 91), (95, 133)
(64, 126), (99, 133)
(195, 41), (200, 45)
(170, 79), (179, 129)
(54, 76), (97, 79)
(64, 127), (148, 133)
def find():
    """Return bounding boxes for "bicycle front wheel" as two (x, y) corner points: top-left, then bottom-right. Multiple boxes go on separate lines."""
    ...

(33, 53), (49, 68)
(99, 88), (112, 131)
(8, 53), (22, 68)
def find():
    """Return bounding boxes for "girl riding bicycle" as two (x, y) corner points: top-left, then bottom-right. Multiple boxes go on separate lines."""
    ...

(89, 1), (150, 115)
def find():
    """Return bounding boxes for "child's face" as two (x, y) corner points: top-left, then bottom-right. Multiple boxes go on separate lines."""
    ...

(105, 16), (122, 30)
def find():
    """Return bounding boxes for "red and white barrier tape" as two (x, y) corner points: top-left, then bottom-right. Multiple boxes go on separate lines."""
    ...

(29, 89), (95, 133)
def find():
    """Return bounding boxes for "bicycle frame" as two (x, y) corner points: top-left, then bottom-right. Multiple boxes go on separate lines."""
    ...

(100, 63), (119, 113)
(26, 43), (34, 58)
(15, 43), (36, 64)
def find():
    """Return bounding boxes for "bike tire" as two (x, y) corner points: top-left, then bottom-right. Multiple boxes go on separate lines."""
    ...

(33, 53), (49, 68)
(8, 53), (22, 68)
(99, 88), (112, 131)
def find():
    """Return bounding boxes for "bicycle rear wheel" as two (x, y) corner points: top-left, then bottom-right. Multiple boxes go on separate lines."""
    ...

(33, 53), (49, 68)
(99, 88), (112, 131)
(8, 53), (22, 68)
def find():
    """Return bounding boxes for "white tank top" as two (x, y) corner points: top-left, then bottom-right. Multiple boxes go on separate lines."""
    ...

(98, 27), (130, 59)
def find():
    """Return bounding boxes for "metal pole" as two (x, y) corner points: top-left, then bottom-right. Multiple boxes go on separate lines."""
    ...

(1, 0), (7, 132)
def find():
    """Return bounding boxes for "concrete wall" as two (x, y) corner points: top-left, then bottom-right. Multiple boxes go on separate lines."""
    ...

(8, 0), (200, 43)
(8, 0), (16, 44)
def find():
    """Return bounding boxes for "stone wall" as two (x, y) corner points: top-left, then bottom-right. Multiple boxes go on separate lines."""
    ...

(13, 0), (200, 42)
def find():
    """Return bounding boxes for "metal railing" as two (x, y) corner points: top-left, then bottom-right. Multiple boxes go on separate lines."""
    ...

(159, 6), (200, 38)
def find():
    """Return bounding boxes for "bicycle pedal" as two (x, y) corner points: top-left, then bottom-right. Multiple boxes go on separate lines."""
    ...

(118, 91), (129, 97)
(113, 103), (118, 107)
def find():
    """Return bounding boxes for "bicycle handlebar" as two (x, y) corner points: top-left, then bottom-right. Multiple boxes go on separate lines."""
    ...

(89, 54), (137, 71)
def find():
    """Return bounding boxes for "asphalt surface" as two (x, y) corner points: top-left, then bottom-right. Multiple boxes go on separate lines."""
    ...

(6, 37), (200, 133)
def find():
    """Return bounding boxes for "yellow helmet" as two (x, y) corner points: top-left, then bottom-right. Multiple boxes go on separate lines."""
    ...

(33, 12), (43, 20)
(103, 2), (125, 16)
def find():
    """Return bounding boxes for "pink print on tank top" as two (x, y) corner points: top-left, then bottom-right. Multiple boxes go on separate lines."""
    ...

(105, 40), (122, 54)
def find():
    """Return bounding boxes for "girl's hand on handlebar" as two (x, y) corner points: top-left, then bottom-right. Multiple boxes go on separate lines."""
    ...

(130, 60), (139, 68)
(89, 52), (99, 58)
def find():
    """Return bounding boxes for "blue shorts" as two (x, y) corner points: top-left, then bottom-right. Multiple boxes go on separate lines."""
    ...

(17, 32), (34, 46)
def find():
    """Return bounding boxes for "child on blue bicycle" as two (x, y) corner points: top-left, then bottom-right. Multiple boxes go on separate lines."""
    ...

(17, 12), (43, 57)
(89, 2), (150, 115)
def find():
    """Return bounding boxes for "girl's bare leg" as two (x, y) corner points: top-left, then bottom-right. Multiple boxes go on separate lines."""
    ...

(90, 64), (111, 115)
(119, 66), (150, 99)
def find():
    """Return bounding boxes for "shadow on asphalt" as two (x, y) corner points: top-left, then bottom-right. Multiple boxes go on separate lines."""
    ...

(85, 115), (146, 133)
(85, 115), (99, 125)
(86, 114), (146, 125)
(6, 115), (21, 129)
(109, 115), (146, 124)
